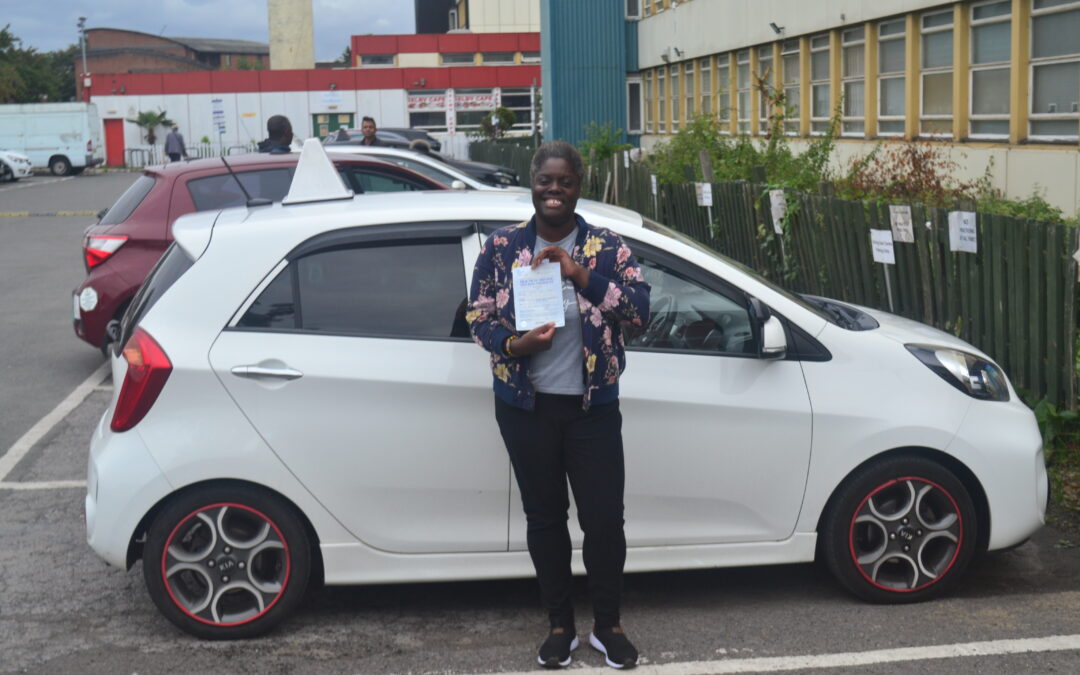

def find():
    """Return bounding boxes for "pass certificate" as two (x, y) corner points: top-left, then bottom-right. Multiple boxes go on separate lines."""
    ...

(512, 261), (566, 331)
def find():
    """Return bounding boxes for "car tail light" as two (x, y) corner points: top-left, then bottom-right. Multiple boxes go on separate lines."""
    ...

(86, 139), (94, 153)
(111, 328), (172, 432)
(84, 234), (127, 268)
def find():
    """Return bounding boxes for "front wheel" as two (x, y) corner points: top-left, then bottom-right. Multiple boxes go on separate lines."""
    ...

(142, 484), (311, 639)
(820, 456), (977, 603)
(49, 156), (71, 176)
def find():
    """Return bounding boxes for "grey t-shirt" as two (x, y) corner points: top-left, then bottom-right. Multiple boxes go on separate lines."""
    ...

(528, 229), (586, 395)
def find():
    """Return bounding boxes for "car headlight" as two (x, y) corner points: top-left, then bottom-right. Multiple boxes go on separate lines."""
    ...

(906, 344), (1010, 401)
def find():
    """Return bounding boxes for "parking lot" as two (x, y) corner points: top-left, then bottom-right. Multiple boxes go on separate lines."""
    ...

(1, 171), (1078, 674)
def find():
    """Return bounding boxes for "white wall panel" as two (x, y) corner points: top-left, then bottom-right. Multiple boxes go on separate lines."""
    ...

(235, 93), (263, 145)
(282, 92), (311, 142)
(378, 90), (408, 127)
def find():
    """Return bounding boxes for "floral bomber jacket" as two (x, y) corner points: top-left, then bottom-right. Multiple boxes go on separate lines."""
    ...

(467, 214), (651, 411)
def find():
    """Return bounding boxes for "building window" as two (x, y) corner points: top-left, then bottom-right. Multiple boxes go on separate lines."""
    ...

(441, 52), (475, 65)
(737, 48), (751, 133)
(757, 45), (774, 134)
(841, 26), (866, 136)
(658, 68), (666, 131)
(501, 88), (535, 129)
(781, 40), (800, 134)
(810, 34), (831, 134)
(408, 90), (448, 131)
(718, 57), (730, 129)
(627, 0), (641, 19)
(1029, 0), (1080, 140)
(968, 1), (1011, 138)
(671, 64), (680, 132)
(482, 52), (516, 65)
(643, 0), (651, 17)
(627, 79), (643, 133)
(453, 88), (497, 129)
(521, 51), (541, 63)
(921, 9), (954, 136)
(700, 57), (712, 116)
(449, 8), (459, 29)
(360, 54), (394, 66)
(685, 61), (695, 122)
(878, 19), (906, 136)
(645, 71), (654, 132)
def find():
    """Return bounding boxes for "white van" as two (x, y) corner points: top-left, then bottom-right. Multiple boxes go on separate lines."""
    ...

(0, 102), (105, 175)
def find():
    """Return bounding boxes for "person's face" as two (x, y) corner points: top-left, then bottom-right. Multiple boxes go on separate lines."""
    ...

(361, 120), (376, 138)
(531, 157), (581, 228)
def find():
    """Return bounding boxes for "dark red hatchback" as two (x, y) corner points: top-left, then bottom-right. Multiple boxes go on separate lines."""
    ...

(73, 153), (446, 351)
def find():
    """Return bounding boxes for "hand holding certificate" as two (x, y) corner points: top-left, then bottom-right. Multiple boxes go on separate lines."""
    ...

(512, 261), (566, 331)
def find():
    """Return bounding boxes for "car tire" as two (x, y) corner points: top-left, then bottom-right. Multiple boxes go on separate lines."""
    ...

(142, 484), (311, 639)
(49, 156), (71, 176)
(0, 163), (13, 182)
(820, 455), (977, 604)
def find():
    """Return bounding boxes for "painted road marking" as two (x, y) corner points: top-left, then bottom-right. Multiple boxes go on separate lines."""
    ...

(0, 362), (109, 482)
(489, 634), (1080, 675)
(0, 480), (87, 490)
(0, 211), (98, 217)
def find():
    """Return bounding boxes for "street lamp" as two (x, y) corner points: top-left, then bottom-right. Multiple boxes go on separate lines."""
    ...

(77, 17), (90, 102)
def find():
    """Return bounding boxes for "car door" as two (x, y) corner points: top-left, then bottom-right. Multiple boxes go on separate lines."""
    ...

(505, 240), (814, 550)
(208, 221), (510, 554)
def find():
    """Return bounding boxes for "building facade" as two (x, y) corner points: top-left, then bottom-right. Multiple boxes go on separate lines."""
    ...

(633, 0), (1080, 213)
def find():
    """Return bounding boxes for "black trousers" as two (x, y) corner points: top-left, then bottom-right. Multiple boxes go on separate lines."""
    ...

(495, 393), (626, 630)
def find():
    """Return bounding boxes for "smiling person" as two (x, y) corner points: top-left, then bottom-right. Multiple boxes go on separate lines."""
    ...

(467, 141), (650, 669)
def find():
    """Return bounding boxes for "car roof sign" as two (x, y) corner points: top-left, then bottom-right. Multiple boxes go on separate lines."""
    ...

(282, 138), (354, 205)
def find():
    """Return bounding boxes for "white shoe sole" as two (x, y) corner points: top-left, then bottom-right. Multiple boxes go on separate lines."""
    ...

(589, 632), (638, 669)
(538, 635), (580, 668)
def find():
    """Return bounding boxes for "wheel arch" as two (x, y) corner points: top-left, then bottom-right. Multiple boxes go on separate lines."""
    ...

(125, 478), (325, 584)
(815, 446), (991, 555)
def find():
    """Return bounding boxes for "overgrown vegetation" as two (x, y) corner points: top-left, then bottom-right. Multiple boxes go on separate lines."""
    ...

(579, 121), (633, 165)
(0, 25), (76, 103)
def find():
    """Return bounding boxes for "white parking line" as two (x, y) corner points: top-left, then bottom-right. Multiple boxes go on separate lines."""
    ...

(490, 634), (1080, 675)
(0, 480), (86, 490)
(0, 362), (109, 482)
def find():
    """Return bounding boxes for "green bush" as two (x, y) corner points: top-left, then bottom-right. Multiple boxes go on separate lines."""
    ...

(578, 121), (632, 166)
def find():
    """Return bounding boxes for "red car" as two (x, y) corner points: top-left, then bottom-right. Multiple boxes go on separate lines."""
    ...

(73, 153), (447, 352)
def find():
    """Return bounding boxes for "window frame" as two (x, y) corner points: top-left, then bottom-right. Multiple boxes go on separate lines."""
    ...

(920, 9), (955, 138)
(700, 57), (713, 117)
(627, 77), (644, 134)
(645, 70), (654, 133)
(809, 34), (831, 135)
(685, 61), (696, 123)
(781, 39), (801, 135)
(841, 26), (867, 137)
(1028, 0), (1080, 141)
(658, 67), (667, 130)
(969, 0), (1012, 140)
(877, 19), (907, 137)
(737, 49), (751, 133)
(670, 64), (681, 132)
(757, 45), (775, 134)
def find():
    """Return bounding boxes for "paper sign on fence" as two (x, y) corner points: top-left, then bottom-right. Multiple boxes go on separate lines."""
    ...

(650, 174), (657, 196)
(870, 229), (896, 264)
(889, 205), (915, 243)
(512, 261), (566, 331)
(695, 182), (713, 207)
(769, 189), (787, 234)
(623, 151), (630, 168)
(948, 211), (978, 253)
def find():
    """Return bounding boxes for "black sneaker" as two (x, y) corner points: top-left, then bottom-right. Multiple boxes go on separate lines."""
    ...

(537, 627), (579, 669)
(589, 626), (639, 669)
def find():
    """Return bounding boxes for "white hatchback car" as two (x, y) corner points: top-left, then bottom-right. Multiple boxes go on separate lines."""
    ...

(86, 141), (1047, 640)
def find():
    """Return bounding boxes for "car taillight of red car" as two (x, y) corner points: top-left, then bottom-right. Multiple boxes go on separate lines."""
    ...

(111, 327), (172, 432)
(84, 234), (127, 269)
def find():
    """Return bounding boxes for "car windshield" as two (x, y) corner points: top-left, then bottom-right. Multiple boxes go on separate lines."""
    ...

(641, 217), (834, 324)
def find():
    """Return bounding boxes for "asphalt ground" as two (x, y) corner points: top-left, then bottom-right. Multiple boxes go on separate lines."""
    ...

(0, 171), (1078, 674)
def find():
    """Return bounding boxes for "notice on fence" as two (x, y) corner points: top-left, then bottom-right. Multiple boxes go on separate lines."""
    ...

(695, 182), (713, 207)
(948, 211), (978, 253)
(870, 229), (896, 264)
(889, 205), (915, 243)
(769, 189), (787, 234)
(650, 174), (657, 196)
(623, 151), (630, 168)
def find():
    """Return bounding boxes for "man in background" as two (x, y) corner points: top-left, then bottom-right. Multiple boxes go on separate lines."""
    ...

(164, 125), (187, 162)
(258, 115), (294, 153)
(360, 116), (381, 146)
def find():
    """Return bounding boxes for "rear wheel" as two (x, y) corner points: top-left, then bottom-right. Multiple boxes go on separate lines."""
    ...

(820, 456), (977, 603)
(142, 484), (311, 639)
(0, 163), (13, 182)
(49, 156), (71, 176)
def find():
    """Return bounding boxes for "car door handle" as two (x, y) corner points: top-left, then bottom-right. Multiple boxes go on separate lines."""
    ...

(230, 365), (304, 380)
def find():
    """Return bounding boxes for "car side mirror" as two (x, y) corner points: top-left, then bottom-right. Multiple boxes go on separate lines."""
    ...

(749, 297), (787, 360)
(450, 180), (467, 189)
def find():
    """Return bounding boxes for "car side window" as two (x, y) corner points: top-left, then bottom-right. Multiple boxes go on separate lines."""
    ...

(238, 240), (469, 339)
(342, 168), (426, 193)
(390, 158), (456, 186)
(187, 168), (294, 210)
(626, 256), (755, 355)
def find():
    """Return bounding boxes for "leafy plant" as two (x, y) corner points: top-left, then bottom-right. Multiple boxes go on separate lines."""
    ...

(127, 110), (174, 145)
(578, 121), (632, 165)
(835, 140), (983, 208)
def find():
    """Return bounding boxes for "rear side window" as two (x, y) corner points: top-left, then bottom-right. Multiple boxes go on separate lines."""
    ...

(390, 158), (459, 187)
(187, 168), (294, 210)
(238, 240), (468, 339)
(99, 175), (155, 225)
(119, 243), (193, 346)
(340, 168), (428, 193)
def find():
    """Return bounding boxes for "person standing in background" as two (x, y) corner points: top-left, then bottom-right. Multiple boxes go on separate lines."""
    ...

(164, 125), (186, 162)
(258, 115), (294, 153)
(360, 116), (381, 146)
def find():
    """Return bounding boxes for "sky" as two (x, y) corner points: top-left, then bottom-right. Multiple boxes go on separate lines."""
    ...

(2, 0), (416, 62)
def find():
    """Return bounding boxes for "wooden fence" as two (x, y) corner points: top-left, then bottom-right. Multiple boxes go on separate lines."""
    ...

(470, 142), (1079, 408)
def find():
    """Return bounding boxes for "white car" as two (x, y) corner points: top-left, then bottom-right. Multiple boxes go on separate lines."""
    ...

(0, 148), (33, 181)
(323, 144), (528, 192)
(86, 141), (1047, 640)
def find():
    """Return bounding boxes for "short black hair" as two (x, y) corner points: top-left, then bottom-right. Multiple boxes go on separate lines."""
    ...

(267, 115), (291, 140)
(530, 141), (584, 183)
(362, 116), (376, 126)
